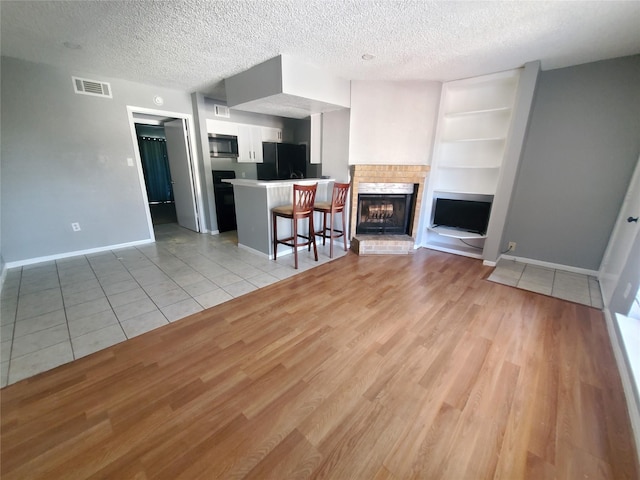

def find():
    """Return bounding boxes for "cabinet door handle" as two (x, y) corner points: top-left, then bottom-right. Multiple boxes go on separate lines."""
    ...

(628, 216), (639, 223)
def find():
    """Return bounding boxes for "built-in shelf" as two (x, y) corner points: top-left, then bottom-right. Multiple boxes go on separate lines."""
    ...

(423, 238), (484, 259)
(442, 136), (506, 143)
(429, 226), (487, 239)
(438, 164), (502, 170)
(421, 68), (521, 260)
(445, 106), (512, 118)
(433, 189), (497, 196)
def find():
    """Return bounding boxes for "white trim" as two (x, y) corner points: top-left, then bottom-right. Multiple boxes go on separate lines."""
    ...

(132, 117), (164, 126)
(126, 107), (156, 242)
(482, 259), (497, 267)
(0, 263), (7, 293)
(237, 243), (270, 259)
(126, 106), (207, 237)
(603, 308), (640, 463)
(499, 254), (598, 276)
(184, 116), (206, 232)
(237, 241), (347, 260)
(598, 153), (640, 305)
(4, 239), (154, 269)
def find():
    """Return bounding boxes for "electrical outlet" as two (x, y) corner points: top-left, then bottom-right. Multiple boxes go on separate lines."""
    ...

(508, 241), (516, 252)
(71, 222), (81, 232)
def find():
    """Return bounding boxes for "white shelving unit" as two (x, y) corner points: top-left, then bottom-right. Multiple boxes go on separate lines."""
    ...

(423, 69), (521, 259)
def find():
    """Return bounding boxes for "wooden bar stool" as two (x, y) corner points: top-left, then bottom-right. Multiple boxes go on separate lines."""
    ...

(313, 182), (350, 258)
(272, 183), (318, 269)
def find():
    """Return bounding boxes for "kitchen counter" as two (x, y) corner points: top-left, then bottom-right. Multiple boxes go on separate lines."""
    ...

(225, 178), (335, 257)
(223, 178), (327, 188)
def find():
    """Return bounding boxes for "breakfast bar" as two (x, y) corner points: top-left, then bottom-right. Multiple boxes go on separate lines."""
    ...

(223, 178), (335, 257)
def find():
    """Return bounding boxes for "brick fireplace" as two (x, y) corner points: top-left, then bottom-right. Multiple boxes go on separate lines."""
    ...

(349, 165), (430, 255)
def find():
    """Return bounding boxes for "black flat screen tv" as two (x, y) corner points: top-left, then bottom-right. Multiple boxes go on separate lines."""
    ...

(432, 198), (492, 235)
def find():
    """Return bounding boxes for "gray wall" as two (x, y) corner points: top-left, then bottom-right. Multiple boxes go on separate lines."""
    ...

(503, 55), (640, 270)
(1, 56), (195, 263)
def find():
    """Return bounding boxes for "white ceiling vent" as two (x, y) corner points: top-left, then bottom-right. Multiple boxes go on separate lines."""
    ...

(213, 104), (230, 118)
(72, 76), (112, 98)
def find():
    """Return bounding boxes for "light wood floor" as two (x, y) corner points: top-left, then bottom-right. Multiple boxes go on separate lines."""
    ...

(1, 249), (638, 479)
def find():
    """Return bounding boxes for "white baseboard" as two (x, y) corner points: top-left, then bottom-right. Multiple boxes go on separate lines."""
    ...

(239, 239), (352, 261)
(603, 308), (640, 463)
(482, 259), (497, 267)
(499, 254), (598, 276)
(237, 243), (270, 259)
(5, 239), (155, 269)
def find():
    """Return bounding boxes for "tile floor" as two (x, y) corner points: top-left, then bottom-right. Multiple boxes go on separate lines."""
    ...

(0, 224), (348, 387)
(487, 258), (604, 309)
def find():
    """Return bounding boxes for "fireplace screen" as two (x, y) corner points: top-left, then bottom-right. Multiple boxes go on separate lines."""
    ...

(356, 183), (416, 235)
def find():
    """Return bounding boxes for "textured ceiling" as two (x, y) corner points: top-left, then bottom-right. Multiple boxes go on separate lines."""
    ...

(1, 0), (639, 101)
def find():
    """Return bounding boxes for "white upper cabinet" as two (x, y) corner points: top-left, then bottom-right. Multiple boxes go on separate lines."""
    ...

(205, 119), (238, 136)
(237, 125), (263, 163)
(261, 127), (283, 143)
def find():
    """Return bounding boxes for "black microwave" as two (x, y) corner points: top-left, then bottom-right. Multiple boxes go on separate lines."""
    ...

(209, 134), (239, 158)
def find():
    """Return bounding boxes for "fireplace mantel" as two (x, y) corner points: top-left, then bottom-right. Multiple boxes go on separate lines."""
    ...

(349, 165), (430, 254)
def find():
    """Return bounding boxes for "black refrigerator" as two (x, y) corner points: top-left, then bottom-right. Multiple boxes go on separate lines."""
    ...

(257, 143), (307, 180)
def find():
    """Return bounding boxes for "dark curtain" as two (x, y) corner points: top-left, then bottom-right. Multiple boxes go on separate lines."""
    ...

(137, 136), (174, 203)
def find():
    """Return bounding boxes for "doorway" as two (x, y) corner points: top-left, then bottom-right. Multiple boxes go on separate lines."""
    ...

(127, 107), (204, 240)
(135, 124), (177, 225)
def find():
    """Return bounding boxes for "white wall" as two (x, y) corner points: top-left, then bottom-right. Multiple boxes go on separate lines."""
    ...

(321, 109), (351, 182)
(226, 55), (350, 114)
(348, 80), (441, 165)
(281, 55), (350, 108)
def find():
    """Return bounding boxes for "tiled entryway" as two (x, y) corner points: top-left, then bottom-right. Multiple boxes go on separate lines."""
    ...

(0, 224), (347, 387)
(488, 258), (604, 308)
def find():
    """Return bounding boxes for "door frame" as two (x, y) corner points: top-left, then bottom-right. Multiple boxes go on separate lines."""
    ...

(126, 106), (205, 240)
(599, 153), (640, 307)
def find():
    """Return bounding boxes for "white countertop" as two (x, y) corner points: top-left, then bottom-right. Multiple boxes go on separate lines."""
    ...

(223, 178), (334, 188)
